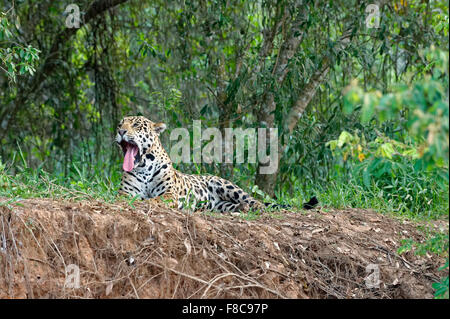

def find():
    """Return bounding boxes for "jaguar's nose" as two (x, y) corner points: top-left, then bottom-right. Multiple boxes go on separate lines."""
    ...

(119, 129), (127, 137)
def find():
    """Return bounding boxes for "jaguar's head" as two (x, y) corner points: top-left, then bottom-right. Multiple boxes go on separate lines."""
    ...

(116, 116), (166, 172)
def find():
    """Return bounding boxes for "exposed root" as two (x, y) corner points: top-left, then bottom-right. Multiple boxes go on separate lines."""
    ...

(0, 198), (447, 298)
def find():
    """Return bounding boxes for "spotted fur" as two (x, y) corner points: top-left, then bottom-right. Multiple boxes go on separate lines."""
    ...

(116, 116), (278, 213)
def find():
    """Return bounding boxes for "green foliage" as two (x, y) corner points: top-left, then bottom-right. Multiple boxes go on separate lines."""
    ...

(399, 233), (449, 257)
(433, 260), (449, 299)
(0, 11), (40, 82)
(344, 47), (449, 172)
(0, 0), (447, 299)
(326, 130), (447, 217)
(398, 233), (449, 299)
(0, 155), (121, 202)
(0, 0), (447, 216)
(325, 47), (449, 218)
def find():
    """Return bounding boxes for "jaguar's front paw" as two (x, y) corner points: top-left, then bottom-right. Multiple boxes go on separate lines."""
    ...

(237, 202), (250, 213)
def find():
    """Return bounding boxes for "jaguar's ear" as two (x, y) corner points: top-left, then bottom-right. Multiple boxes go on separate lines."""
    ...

(154, 122), (167, 135)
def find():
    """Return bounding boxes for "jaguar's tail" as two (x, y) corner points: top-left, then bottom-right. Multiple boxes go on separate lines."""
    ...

(263, 196), (318, 210)
(302, 196), (318, 210)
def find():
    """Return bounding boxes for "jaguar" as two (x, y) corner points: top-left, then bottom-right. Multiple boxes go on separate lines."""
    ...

(116, 116), (317, 212)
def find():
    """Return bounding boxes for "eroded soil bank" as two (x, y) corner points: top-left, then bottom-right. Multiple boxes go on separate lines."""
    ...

(0, 198), (447, 298)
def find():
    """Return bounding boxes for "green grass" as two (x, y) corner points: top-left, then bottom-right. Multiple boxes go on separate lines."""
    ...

(1, 155), (448, 223)
(1, 157), (448, 299)
(0, 161), (121, 202)
(310, 180), (449, 221)
(274, 164), (449, 222)
(1, 164), (448, 222)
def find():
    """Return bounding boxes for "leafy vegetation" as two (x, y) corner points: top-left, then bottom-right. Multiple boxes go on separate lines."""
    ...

(399, 232), (449, 299)
(0, 0), (448, 298)
(0, 11), (40, 82)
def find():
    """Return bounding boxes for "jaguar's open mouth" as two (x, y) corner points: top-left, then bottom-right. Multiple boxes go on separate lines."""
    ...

(119, 140), (141, 172)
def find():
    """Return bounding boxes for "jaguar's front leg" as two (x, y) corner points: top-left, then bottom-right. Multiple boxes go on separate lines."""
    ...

(211, 200), (250, 213)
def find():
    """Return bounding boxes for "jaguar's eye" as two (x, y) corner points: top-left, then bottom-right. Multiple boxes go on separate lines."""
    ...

(133, 123), (139, 128)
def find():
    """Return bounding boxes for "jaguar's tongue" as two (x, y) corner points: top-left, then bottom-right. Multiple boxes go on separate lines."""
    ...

(123, 144), (138, 172)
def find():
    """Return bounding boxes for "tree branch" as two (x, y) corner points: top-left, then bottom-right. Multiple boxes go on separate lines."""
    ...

(34, 0), (129, 93)
(272, 6), (308, 84)
(1, 0), (129, 137)
(286, 28), (354, 135)
(256, 4), (310, 123)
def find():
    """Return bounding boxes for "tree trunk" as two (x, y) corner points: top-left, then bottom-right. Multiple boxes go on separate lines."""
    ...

(255, 93), (278, 197)
(254, 5), (307, 197)
(254, 27), (353, 197)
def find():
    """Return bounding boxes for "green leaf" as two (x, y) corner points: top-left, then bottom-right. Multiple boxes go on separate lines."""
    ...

(378, 143), (396, 159)
(337, 131), (353, 148)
